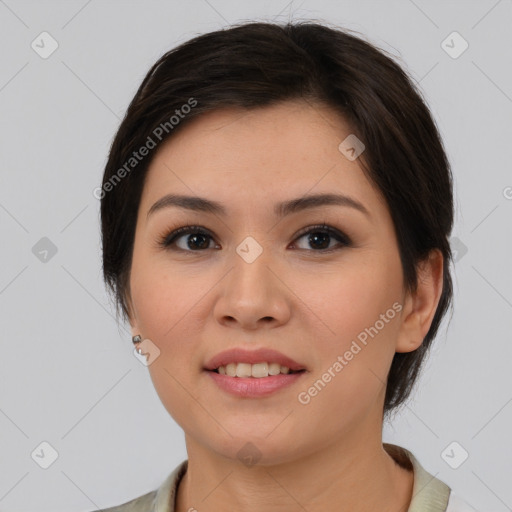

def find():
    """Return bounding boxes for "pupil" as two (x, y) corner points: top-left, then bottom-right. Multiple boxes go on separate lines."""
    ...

(310, 232), (329, 249)
(189, 234), (209, 250)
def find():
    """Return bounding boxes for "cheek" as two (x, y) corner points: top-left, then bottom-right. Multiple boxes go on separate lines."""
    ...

(129, 247), (217, 406)
(130, 251), (191, 340)
(292, 254), (402, 409)
(295, 251), (403, 346)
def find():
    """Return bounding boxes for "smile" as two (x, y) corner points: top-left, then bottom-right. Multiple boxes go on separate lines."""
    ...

(213, 362), (304, 378)
(206, 367), (306, 398)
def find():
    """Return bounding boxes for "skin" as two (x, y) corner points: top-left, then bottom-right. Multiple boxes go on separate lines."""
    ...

(127, 99), (444, 512)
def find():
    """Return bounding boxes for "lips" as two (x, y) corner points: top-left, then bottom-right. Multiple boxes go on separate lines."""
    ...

(204, 347), (306, 373)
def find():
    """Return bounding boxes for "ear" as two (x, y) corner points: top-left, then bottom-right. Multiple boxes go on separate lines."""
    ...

(129, 317), (141, 339)
(395, 249), (444, 353)
(124, 291), (141, 338)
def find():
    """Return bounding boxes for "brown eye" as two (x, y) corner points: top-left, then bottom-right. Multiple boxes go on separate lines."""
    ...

(292, 224), (351, 252)
(159, 226), (218, 251)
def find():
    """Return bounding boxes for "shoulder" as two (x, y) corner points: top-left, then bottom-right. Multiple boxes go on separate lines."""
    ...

(89, 460), (188, 512)
(446, 492), (479, 512)
(384, 443), (478, 512)
(98, 489), (157, 512)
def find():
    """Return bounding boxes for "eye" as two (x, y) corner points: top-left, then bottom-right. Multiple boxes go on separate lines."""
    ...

(291, 224), (352, 252)
(158, 225), (219, 252)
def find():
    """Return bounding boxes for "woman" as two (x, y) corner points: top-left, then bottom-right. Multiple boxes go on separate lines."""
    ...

(98, 20), (476, 512)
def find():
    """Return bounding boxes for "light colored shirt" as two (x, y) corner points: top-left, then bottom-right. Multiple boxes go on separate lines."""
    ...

(99, 443), (476, 512)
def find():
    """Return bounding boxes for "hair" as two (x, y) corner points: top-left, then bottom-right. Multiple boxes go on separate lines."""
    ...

(100, 20), (454, 419)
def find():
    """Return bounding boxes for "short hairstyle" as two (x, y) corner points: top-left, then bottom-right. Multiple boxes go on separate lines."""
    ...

(100, 20), (454, 419)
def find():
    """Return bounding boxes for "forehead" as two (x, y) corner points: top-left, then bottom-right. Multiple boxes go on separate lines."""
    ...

(140, 100), (386, 217)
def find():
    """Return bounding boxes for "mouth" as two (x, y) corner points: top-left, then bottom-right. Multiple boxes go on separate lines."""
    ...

(204, 347), (306, 374)
(203, 348), (307, 398)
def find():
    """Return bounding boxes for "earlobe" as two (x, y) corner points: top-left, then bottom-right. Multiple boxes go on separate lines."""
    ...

(129, 322), (140, 339)
(124, 292), (139, 335)
(395, 249), (444, 354)
(128, 311), (140, 338)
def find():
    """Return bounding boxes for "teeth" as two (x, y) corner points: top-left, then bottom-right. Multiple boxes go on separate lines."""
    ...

(226, 363), (237, 377)
(252, 363), (268, 378)
(215, 362), (295, 378)
(236, 363), (252, 378)
(268, 362), (281, 375)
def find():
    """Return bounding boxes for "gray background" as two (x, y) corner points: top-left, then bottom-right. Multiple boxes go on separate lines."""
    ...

(1, 1), (511, 511)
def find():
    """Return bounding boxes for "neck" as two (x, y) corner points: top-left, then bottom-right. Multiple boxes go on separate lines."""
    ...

(175, 424), (413, 512)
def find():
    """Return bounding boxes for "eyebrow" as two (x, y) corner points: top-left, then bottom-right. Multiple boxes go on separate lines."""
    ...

(146, 193), (371, 220)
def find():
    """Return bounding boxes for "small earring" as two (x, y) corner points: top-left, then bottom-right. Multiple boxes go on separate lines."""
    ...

(132, 334), (142, 354)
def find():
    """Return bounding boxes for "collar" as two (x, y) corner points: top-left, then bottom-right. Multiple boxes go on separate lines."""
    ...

(384, 443), (451, 512)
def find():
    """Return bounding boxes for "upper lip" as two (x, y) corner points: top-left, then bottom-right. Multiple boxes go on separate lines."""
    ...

(204, 348), (306, 372)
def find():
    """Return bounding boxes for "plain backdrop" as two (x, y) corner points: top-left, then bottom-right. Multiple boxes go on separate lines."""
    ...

(1, 1), (511, 511)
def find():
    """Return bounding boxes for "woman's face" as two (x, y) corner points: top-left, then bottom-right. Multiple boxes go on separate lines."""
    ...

(128, 100), (424, 463)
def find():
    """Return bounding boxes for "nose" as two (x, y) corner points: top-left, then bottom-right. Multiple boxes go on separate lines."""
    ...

(213, 242), (292, 331)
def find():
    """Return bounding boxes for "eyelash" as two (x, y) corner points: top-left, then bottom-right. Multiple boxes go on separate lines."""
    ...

(156, 223), (352, 254)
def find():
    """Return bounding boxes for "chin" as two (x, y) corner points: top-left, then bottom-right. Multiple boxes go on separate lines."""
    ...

(195, 429), (306, 467)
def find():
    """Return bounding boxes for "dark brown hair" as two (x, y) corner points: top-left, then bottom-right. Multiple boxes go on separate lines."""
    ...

(100, 20), (454, 419)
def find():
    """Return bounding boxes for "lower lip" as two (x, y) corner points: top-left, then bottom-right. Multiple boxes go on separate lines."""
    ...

(206, 370), (306, 398)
